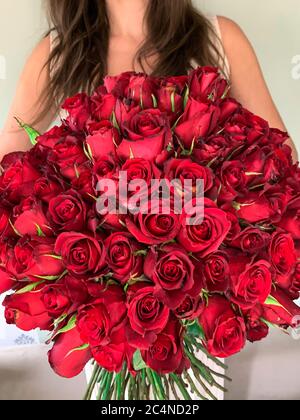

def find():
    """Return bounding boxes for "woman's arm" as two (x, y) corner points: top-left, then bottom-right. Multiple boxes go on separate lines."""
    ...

(218, 16), (298, 161)
(0, 35), (55, 159)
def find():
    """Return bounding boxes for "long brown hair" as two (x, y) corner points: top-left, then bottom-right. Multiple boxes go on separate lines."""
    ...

(40, 0), (223, 122)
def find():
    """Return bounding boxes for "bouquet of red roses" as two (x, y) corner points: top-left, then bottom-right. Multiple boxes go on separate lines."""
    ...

(0, 66), (300, 400)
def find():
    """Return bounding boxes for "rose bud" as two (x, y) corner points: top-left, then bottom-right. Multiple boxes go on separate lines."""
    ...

(144, 245), (202, 309)
(48, 189), (87, 232)
(199, 295), (246, 358)
(55, 232), (107, 279)
(3, 289), (52, 331)
(126, 284), (170, 350)
(62, 92), (91, 132)
(142, 319), (190, 375)
(41, 284), (71, 318)
(105, 233), (144, 285)
(7, 236), (64, 281)
(189, 66), (228, 102)
(243, 305), (269, 343)
(48, 326), (92, 378)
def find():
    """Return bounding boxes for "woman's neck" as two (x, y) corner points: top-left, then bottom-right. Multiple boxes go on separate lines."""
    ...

(106, 0), (149, 38)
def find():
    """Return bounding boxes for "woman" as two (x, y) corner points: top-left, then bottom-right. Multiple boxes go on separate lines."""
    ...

(1, 0), (297, 160)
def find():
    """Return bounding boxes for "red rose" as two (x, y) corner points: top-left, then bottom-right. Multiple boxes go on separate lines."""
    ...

(157, 76), (187, 122)
(174, 99), (220, 149)
(229, 259), (272, 310)
(3, 289), (52, 331)
(125, 201), (181, 245)
(7, 236), (64, 281)
(90, 90), (116, 120)
(34, 177), (64, 203)
(126, 285), (170, 349)
(277, 198), (300, 240)
(144, 245), (201, 309)
(178, 198), (231, 257)
(62, 93), (91, 132)
(0, 268), (16, 294)
(116, 105), (171, 162)
(41, 284), (71, 318)
(105, 233), (143, 284)
(201, 251), (230, 293)
(13, 197), (52, 237)
(48, 326), (92, 378)
(0, 155), (40, 204)
(193, 134), (232, 166)
(55, 232), (107, 279)
(48, 189), (87, 232)
(0, 206), (14, 238)
(86, 121), (120, 160)
(231, 227), (270, 254)
(64, 275), (89, 304)
(199, 296), (246, 358)
(141, 319), (189, 375)
(270, 232), (296, 286)
(174, 295), (203, 321)
(189, 66), (228, 102)
(93, 156), (117, 183)
(219, 161), (247, 201)
(244, 305), (269, 343)
(263, 288), (300, 328)
(164, 158), (214, 193)
(121, 158), (161, 187)
(37, 125), (71, 148)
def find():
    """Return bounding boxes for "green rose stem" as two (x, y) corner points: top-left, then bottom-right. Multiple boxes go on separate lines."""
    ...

(146, 369), (160, 400)
(163, 375), (170, 400)
(183, 371), (209, 400)
(99, 372), (114, 400)
(169, 373), (192, 400)
(169, 375), (180, 400)
(83, 364), (102, 400)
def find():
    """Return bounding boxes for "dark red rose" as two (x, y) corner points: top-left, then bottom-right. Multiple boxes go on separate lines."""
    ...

(13, 197), (52, 237)
(55, 232), (107, 279)
(164, 158), (214, 193)
(174, 99), (220, 149)
(126, 285), (170, 349)
(141, 319), (189, 374)
(0, 206), (14, 238)
(125, 200), (181, 246)
(71, 169), (95, 201)
(86, 121), (120, 160)
(104, 71), (133, 97)
(189, 66), (228, 102)
(48, 189), (87, 232)
(64, 275), (89, 304)
(263, 288), (300, 328)
(157, 76), (187, 122)
(117, 105), (172, 162)
(0, 155), (40, 204)
(34, 177), (64, 203)
(0, 268), (16, 294)
(218, 98), (241, 124)
(193, 134), (232, 166)
(121, 158), (161, 186)
(144, 245), (201, 309)
(105, 233), (143, 284)
(49, 137), (88, 180)
(62, 93), (91, 131)
(244, 305), (269, 343)
(277, 198), (300, 240)
(174, 295), (204, 321)
(48, 326), (92, 378)
(229, 259), (272, 310)
(77, 285), (127, 347)
(230, 227), (270, 254)
(90, 90), (116, 120)
(270, 232), (296, 286)
(201, 251), (230, 293)
(41, 284), (71, 318)
(37, 125), (72, 149)
(224, 212), (241, 244)
(7, 236), (64, 281)
(3, 289), (52, 331)
(219, 161), (247, 201)
(199, 296), (246, 358)
(93, 156), (117, 183)
(178, 198), (231, 257)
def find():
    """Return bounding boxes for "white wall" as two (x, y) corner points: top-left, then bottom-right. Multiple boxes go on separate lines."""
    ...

(0, 0), (299, 400)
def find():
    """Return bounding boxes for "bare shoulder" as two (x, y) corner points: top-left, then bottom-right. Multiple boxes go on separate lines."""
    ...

(216, 16), (255, 55)
(23, 35), (51, 76)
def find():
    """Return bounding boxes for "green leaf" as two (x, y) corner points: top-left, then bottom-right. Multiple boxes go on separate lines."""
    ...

(264, 296), (285, 310)
(260, 318), (276, 328)
(151, 94), (158, 108)
(187, 321), (205, 340)
(183, 86), (190, 109)
(35, 224), (46, 237)
(133, 350), (147, 371)
(44, 254), (63, 260)
(14, 117), (40, 146)
(66, 343), (90, 358)
(33, 274), (61, 281)
(133, 249), (148, 257)
(55, 314), (77, 337)
(111, 111), (120, 132)
(16, 281), (44, 295)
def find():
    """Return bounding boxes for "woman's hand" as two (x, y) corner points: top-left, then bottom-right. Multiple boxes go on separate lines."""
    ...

(219, 16), (298, 162)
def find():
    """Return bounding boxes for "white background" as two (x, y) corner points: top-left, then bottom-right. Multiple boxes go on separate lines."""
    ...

(0, 0), (299, 400)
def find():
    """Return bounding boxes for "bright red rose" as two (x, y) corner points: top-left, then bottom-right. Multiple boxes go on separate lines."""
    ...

(13, 197), (52, 237)
(90, 90), (116, 120)
(62, 93), (91, 132)
(193, 134), (232, 166)
(48, 326), (92, 378)
(86, 121), (120, 160)
(55, 232), (107, 279)
(174, 99), (220, 149)
(219, 161), (247, 201)
(41, 284), (71, 318)
(229, 259), (272, 310)
(277, 198), (300, 240)
(199, 296), (246, 358)
(244, 305), (269, 343)
(189, 66), (228, 102)
(121, 158), (161, 186)
(117, 105), (172, 162)
(48, 189), (87, 232)
(178, 198), (231, 257)
(126, 285), (170, 349)
(270, 232), (296, 286)
(105, 233), (143, 284)
(3, 289), (52, 331)
(201, 251), (230, 293)
(7, 236), (64, 281)
(142, 319), (190, 375)
(144, 245), (201, 309)
(37, 125), (71, 148)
